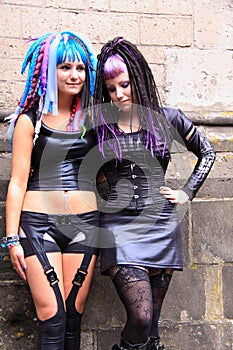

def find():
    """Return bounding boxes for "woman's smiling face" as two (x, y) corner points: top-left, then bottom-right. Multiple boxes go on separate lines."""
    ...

(57, 59), (86, 96)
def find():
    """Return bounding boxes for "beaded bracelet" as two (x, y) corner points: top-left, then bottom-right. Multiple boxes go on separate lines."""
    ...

(1, 235), (21, 249)
(7, 242), (21, 250)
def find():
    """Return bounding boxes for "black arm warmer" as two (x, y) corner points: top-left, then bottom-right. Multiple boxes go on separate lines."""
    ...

(182, 128), (216, 200)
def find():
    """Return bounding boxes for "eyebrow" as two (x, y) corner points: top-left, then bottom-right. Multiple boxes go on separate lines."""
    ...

(58, 61), (85, 67)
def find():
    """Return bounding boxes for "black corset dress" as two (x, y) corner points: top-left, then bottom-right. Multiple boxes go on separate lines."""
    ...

(98, 108), (216, 274)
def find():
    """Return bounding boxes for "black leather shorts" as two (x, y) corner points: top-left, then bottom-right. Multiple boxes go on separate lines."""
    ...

(19, 210), (99, 257)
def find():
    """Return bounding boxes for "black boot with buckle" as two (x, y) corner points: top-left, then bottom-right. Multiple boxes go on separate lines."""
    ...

(112, 338), (149, 350)
(146, 337), (164, 350)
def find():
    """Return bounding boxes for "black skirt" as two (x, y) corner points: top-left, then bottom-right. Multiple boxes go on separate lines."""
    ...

(99, 201), (183, 274)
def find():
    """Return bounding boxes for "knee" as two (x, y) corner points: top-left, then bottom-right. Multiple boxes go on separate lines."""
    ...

(130, 312), (152, 335)
(37, 302), (59, 322)
(123, 313), (151, 345)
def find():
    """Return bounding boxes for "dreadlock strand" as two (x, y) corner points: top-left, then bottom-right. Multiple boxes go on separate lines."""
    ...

(24, 48), (44, 112)
(18, 43), (42, 114)
(41, 34), (56, 98)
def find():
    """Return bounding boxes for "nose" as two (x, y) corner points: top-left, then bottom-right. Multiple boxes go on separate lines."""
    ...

(70, 68), (79, 79)
(115, 87), (123, 99)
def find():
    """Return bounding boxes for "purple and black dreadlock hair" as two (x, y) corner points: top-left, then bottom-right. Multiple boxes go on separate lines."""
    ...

(6, 31), (97, 142)
(93, 37), (169, 159)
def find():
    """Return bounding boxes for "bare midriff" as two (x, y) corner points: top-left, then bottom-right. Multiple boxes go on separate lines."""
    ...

(22, 190), (97, 214)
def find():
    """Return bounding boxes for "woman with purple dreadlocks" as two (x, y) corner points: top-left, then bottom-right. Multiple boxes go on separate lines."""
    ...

(93, 37), (216, 350)
(3, 31), (98, 349)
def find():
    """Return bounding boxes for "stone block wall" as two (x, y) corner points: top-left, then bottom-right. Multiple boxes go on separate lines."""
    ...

(0, 1), (232, 349)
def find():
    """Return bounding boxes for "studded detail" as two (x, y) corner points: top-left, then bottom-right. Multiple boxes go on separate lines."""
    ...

(146, 337), (164, 350)
(112, 340), (149, 349)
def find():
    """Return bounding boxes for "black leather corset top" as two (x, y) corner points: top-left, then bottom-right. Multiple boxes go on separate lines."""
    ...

(27, 123), (97, 191)
(102, 130), (170, 210)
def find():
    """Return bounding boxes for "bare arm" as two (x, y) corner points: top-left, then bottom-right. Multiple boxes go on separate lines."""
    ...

(5, 114), (34, 280)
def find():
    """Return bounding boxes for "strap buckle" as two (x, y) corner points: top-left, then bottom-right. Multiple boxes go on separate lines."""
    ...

(44, 266), (59, 286)
(55, 215), (72, 226)
(72, 269), (87, 287)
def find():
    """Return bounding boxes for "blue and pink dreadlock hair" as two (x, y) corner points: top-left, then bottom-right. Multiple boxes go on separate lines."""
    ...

(6, 31), (97, 142)
(93, 37), (169, 160)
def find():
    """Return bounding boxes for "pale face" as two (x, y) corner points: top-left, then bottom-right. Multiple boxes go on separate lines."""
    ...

(105, 72), (134, 112)
(57, 59), (86, 96)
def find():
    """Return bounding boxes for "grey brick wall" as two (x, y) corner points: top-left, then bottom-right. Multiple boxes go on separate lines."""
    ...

(0, 1), (232, 349)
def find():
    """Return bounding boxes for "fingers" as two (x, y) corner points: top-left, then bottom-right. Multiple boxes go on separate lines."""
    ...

(159, 186), (177, 200)
(18, 256), (27, 281)
(10, 246), (27, 281)
(159, 186), (171, 194)
(12, 261), (27, 281)
(159, 187), (189, 204)
(13, 265), (27, 281)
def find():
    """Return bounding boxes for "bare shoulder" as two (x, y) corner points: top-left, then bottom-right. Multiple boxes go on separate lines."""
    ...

(14, 113), (35, 135)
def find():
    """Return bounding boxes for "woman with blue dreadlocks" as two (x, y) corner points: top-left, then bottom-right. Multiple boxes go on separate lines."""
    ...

(3, 31), (98, 349)
(93, 37), (216, 350)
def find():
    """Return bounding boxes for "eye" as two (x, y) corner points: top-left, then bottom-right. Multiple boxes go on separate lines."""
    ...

(121, 81), (130, 88)
(76, 65), (85, 71)
(108, 86), (116, 93)
(59, 64), (70, 70)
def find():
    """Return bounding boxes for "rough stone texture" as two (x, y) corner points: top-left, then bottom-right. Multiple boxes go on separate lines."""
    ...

(0, 258), (38, 349)
(165, 49), (233, 111)
(0, 1), (232, 349)
(192, 200), (233, 263)
(222, 266), (233, 320)
(140, 16), (193, 46)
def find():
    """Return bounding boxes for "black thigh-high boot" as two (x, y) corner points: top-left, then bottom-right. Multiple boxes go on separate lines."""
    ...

(64, 268), (88, 350)
(38, 306), (66, 350)
(37, 280), (66, 350)
(64, 308), (82, 350)
(64, 248), (96, 349)
(19, 215), (67, 349)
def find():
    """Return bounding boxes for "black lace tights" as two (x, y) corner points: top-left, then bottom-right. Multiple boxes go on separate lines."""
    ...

(111, 266), (173, 345)
(149, 268), (173, 339)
